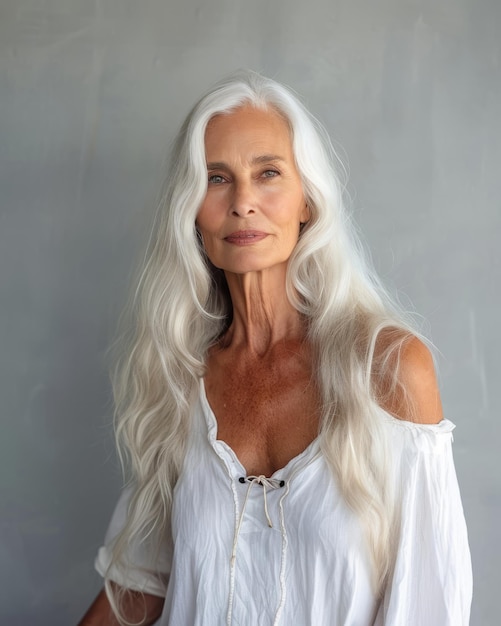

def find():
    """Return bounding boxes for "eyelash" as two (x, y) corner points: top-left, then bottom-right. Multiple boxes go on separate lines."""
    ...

(262, 169), (279, 178)
(208, 174), (226, 184)
(207, 169), (279, 184)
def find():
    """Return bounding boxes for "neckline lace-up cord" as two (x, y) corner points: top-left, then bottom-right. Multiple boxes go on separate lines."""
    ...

(225, 455), (322, 626)
(231, 475), (285, 566)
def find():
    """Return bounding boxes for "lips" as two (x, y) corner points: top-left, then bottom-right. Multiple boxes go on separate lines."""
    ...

(224, 230), (268, 245)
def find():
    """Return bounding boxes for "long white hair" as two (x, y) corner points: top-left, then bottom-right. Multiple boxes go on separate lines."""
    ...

(106, 70), (419, 622)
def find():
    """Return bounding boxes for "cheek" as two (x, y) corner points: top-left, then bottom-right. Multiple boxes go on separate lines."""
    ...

(195, 210), (220, 261)
(275, 195), (307, 231)
(195, 211), (214, 239)
(196, 193), (225, 231)
(195, 197), (209, 227)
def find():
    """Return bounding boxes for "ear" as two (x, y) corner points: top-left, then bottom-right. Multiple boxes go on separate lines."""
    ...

(300, 201), (311, 224)
(195, 226), (205, 249)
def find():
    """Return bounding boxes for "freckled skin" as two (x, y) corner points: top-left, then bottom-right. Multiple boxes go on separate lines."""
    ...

(204, 338), (320, 477)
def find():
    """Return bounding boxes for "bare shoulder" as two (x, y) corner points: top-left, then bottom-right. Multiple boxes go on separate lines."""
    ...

(375, 333), (444, 425)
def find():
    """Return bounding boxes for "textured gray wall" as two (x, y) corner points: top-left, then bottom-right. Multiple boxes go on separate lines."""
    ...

(1, 1), (499, 624)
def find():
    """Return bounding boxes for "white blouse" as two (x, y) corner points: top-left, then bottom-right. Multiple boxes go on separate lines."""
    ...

(95, 381), (472, 626)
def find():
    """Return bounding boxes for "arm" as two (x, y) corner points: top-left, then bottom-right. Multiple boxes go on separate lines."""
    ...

(88, 485), (172, 625)
(375, 337), (472, 624)
(78, 586), (164, 626)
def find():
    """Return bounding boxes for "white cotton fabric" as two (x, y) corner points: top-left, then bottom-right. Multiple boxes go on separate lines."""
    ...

(95, 381), (472, 626)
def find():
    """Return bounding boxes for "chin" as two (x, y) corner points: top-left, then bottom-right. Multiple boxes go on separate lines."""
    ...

(208, 248), (294, 275)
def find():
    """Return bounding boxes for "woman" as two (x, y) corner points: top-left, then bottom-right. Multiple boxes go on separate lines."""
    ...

(79, 71), (472, 626)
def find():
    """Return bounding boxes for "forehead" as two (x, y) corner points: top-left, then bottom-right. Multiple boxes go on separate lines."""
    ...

(204, 105), (293, 158)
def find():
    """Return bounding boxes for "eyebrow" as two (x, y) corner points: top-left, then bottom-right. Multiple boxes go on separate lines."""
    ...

(206, 154), (286, 170)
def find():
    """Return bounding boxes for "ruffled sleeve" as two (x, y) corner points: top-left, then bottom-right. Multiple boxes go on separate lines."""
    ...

(94, 485), (173, 597)
(376, 418), (472, 625)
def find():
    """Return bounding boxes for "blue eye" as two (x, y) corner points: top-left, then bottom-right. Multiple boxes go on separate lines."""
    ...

(208, 174), (225, 184)
(262, 169), (279, 178)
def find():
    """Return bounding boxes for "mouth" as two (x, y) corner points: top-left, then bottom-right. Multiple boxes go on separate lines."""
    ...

(224, 230), (268, 245)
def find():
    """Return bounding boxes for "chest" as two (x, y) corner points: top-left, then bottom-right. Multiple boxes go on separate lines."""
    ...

(203, 356), (320, 476)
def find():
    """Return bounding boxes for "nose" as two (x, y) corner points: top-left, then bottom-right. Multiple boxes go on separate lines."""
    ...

(229, 179), (256, 217)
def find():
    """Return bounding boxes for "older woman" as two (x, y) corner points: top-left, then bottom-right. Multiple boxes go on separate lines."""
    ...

(79, 71), (472, 626)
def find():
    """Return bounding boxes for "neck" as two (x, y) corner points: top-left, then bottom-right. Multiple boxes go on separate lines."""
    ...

(221, 264), (305, 355)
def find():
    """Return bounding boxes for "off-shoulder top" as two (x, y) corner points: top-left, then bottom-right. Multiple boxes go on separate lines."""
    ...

(95, 381), (472, 625)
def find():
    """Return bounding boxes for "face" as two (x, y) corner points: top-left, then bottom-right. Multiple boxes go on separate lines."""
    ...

(196, 105), (309, 275)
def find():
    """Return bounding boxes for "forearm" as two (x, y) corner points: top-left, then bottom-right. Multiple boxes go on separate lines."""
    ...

(78, 587), (164, 626)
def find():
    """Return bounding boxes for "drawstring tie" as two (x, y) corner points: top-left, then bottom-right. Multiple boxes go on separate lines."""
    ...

(230, 475), (285, 566)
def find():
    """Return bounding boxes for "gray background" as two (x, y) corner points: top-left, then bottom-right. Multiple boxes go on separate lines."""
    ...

(0, 0), (499, 624)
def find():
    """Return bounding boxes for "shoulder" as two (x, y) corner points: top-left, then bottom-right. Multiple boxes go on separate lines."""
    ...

(375, 333), (444, 425)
